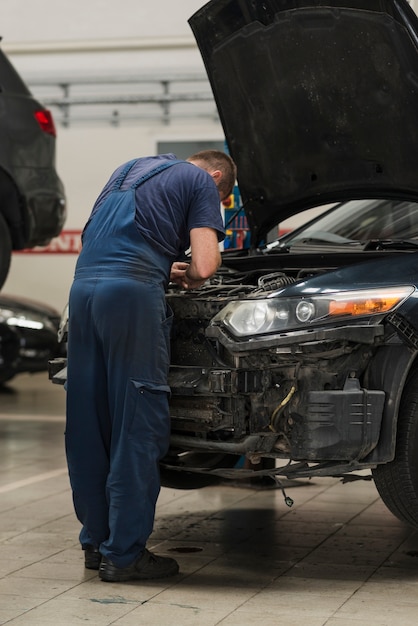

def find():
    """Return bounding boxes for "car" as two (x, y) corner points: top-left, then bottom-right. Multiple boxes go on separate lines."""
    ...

(50, 0), (418, 529)
(0, 43), (66, 289)
(0, 293), (63, 385)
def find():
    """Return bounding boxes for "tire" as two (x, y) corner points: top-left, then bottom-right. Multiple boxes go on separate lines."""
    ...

(0, 371), (16, 386)
(0, 325), (19, 385)
(373, 367), (418, 529)
(0, 212), (12, 290)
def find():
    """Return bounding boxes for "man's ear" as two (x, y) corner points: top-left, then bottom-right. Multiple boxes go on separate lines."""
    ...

(210, 169), (222, 184)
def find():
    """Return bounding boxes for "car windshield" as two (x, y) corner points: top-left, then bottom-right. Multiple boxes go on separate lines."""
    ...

(284, 199), (418, 245)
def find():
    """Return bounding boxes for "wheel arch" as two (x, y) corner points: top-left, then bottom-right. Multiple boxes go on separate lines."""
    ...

(363, 342), (418, 463)
(0, 167), (29, 249)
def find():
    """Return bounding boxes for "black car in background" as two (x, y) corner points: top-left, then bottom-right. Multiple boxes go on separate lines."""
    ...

(0, 43), (66, 289)
(50, 0), (418, 531)
(0, 293), (62, 385)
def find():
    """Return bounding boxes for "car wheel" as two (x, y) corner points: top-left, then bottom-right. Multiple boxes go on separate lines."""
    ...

(0, 213), (12, 289)
(0, 325), (19, 385)
(373, 367), (418, 529)
(0, 371), (15, 385)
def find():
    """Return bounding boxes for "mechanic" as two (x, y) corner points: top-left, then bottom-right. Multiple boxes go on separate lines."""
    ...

(65, 150), (236, 583)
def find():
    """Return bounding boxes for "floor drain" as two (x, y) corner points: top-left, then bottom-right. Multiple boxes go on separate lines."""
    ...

(168, 546), (203, 553)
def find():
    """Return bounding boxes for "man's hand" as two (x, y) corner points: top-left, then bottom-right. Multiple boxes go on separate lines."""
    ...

(170, 261), (206, 290)
(170, 228), (221, 290)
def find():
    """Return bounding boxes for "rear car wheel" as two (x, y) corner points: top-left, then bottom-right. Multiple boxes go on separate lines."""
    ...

(0, 213), (11, 289)
(373, 367), (418, 529)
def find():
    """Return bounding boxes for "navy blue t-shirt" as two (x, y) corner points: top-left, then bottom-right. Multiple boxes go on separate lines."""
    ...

(86, 153), (225, 259)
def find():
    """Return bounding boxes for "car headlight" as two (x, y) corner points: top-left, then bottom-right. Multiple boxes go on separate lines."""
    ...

(211, 286), (414, 338)
(0, 307), (54, 331)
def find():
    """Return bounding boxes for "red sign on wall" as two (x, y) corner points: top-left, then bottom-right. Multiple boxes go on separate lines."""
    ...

(14, 230), (82, 254)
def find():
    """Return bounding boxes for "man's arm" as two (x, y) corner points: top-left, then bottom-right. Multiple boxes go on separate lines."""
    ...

(170, 227), (221, 289)
(187, 227), (221, 280)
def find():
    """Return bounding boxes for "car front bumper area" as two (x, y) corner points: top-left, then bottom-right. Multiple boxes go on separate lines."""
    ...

(168, 362), (385, 465)
(167, 315), (391, 469)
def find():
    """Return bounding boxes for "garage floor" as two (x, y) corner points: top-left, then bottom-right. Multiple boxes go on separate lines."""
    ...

(1, 374), (418, 625)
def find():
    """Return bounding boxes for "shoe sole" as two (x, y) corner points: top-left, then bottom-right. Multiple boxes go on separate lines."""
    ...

(84, 555), (102, 570)
(99, 565), (179, 582)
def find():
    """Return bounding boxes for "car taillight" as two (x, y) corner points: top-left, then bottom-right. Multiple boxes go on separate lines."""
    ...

(34, 109), (56, 137)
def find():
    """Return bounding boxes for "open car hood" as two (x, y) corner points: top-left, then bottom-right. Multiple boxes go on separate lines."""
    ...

(189, 0), (418, 246)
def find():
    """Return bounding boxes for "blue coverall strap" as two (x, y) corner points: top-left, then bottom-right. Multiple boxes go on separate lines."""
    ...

(111, 159), (138, 190)
(131, 160), (184, 189)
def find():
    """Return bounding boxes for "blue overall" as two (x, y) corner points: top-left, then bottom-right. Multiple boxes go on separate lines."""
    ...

(65, 159), (184, 568)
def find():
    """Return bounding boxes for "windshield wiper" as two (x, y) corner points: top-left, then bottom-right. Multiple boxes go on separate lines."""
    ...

(364, 239), (418, 251)
(264, 234), (359, 254)
(295, 236), (358, 245)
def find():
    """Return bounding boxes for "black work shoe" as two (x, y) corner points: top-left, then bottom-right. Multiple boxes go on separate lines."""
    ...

(99, 549), (179, 582)
(83, 545), (102, 570)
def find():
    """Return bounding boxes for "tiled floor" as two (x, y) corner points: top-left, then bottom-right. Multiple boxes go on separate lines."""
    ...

(1, 374), (418, 625)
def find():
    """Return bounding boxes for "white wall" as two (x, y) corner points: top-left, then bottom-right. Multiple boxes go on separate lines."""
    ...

(0, 1), (202, 44)
(0, 0), (206, 75)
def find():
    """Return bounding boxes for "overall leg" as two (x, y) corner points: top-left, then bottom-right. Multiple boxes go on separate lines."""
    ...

(65, 278), (112, 549)
(93, 278), (172, 568)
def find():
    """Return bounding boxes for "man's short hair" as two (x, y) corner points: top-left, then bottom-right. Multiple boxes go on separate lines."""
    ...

(187, 150), (237, 199)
